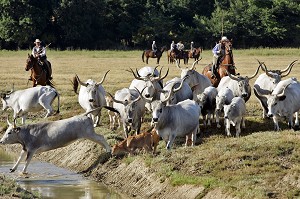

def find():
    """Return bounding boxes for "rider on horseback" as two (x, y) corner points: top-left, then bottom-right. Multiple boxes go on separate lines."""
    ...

(190, 41), (195, 57)
(211, 36), (229, 78)
(152, 41), (157, 57)
(30, 39), (52, 80)
(177, 41), (184, 56)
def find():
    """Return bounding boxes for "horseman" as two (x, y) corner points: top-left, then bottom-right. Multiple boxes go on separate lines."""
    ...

(30, 39), (52, 80)
(152, 41), (158, 57)
(190, 41), (195, 57)
(176, 41), (184, 56)
(211, 36), (229, 78)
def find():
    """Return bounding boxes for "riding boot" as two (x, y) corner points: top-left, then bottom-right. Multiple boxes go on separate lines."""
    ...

(211, 65), (216, 78)
(28, 76), (33, 81)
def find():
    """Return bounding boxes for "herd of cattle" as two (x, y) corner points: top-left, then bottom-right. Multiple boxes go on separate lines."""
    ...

(0, 58), (298, 174)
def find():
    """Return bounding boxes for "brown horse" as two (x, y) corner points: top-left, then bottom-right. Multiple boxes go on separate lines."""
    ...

(169, 49), (189, 65)
(188, 47), (202, 62)
(202, 41), (236, 87)
(142, 46), (166, 64)
(25, 54), (54, 87)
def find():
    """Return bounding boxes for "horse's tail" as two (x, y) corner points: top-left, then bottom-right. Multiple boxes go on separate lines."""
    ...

(142, 51), (145, 62)
(71, 75), (79, 94)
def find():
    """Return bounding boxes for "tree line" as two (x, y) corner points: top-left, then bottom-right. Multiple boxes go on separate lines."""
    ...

(0, 0), (299, 50)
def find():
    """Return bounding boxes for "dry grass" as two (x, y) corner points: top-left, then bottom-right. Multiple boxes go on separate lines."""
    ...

(1, 48), (300, 198)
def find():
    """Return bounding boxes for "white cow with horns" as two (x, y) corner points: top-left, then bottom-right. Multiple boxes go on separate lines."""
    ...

(0, 108), (116, 174)
(72, 71), (109, 127)
(139, 87), (200, 150)
(1, 86), (60, 124)
(254, 77), (300, 131)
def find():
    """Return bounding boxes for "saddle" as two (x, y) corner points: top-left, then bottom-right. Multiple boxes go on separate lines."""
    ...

(38, 61), (52, 80)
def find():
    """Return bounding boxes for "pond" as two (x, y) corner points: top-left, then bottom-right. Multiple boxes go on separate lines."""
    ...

(0, 147), (125, 199)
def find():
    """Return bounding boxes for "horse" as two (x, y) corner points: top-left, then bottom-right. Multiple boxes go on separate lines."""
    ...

(202, 40), (236, 87)
(188, 47), (202, 62)
(142, 46), (166, 64)
(25, 54), (54, 87)
(169, 48), (189, 65)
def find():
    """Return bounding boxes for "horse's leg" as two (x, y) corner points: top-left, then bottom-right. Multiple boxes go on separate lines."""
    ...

(146, 57), (149, 64)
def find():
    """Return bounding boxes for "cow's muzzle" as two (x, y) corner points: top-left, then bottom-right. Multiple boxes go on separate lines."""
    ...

(127, 118), (133, 123)
(152, 118), (158, 123)
(89, 99), (95, 102)
(242, 93), (248, 98)
(267, 113), (273, 117)
(145, 94), (151, 98)
(224, 116), (228, 119)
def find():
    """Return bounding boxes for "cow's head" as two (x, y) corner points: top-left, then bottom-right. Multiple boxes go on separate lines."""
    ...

(176, 59), (201, 87)
(216, 95), (226, 112)
(266, 94), (286, 118)
(0, 118), (20, 145)
(224, 103), (239, 121)
(196, 92), (208, 110)
(0, 92), (11, 111)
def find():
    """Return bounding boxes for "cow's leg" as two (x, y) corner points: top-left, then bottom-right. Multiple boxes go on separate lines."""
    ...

(191, 127), (198, 146)
(235, 122), (241, 137)
(166, 134), (176, 150)
(216, 111), (221, 128)
(242, 117), (246, 128)
(22, 150), (36, 174)
(39, 95), (54, 117)
(94, 113), (101, 127)
(225, 119), (231, 136)
(87, 133), (111, 153)
(272, 116), (281, 131)
(288, 114), (294, 129)
(185, 134), (192, 147)
(207, 113), (211, 126)
(10, 149), (26, 172)
(294, 112), (299, 128)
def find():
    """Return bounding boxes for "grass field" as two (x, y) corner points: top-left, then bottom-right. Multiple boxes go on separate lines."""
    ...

(1, 48), (300, 198)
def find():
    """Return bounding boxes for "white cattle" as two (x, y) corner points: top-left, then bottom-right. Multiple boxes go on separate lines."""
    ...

(73, 71), (109, 127)
(196, 86), (218, 126)
(141, 88), (200, 149)
(217, 64), (261, 102)
(254, 78), (300, 131)
(224, 97), (246, 137)
(160, 76), (193, 105)
(175, 59), (212, 100)
(1, 86), (60, 124)
(128, 67), (168, 110)
(107, 88), (145, 138)
(215, 87), (234, 128)
(0, 109), (112, 174)
(253, 60), (297, 118)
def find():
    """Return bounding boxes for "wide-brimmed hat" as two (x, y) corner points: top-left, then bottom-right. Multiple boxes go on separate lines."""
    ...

(34, 39), (41, 44)
(221, 36), (228, 41)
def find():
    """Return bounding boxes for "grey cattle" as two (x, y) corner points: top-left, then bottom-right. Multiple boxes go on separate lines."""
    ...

(107, 88), (145, 138)
(196, 86), (218, 126)
(141, 88), (200, 149)
(160, 76), (193, 105)
(128, 67), (168, 110)
(215, 87), (234, 128)
(72, 71), (109, 127)
(1, 86), (60, 124)
(253, 60), (297, 118)
(224, 97), (246, 137)
(175, 59), (212, 100)
(217, 64), (261, 102)
(0, 110), (112, 174)
(254, 78), (300, 131)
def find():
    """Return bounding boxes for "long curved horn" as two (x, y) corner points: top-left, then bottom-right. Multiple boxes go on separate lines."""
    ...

(281, 60), (298, 77)
(75, 74), (88, 87)
(277, 83), (291, 98)
(97, 70), (110, 85)
(248, 63), (261, 80)
(6, 115), (12, 126)
(135, 87), (152, 103)
(128, 68), (144, 80)
(106, 92), (127, 105)
(161, 82), (179, 103)
(226, 69), (239, 81)
(173, 75), (189, 93)
(190, 57), (202, 70)
(256, 59), (273, 77)
(280, 60), (298, 73)
(175, 59), (181, 69)
(157, 67), (169, 81)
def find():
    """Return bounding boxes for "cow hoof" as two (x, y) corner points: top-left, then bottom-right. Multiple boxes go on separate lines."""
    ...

(9, 169), (16, 173)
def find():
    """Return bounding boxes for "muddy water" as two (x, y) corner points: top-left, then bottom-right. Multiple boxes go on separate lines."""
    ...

(0, 147), (124, 199)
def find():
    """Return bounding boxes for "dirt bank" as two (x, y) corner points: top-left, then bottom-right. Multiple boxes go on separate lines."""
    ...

(1, 140), (234, 199)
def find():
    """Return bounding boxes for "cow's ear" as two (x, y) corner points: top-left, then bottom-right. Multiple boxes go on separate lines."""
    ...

(278, 95), (286, 101)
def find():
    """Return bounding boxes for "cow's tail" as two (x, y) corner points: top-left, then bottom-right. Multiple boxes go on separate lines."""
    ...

(71, 76), (79, 94)
(142, 51), (145, 62)
(84, 106), (120, 117)
(55, 91), (60, 114)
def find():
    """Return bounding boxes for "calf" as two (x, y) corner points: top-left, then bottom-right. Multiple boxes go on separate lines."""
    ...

(223, 97), (246, 137)
(215, 87), (234, 128)
(112, 130), (159, 155)
(196, 86), (218, 126)
(1, 86), (60, 124)
(0, 109), (112, 174)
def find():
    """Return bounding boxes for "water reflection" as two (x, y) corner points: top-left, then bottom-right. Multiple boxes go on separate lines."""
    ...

(0, 147), (125, 199)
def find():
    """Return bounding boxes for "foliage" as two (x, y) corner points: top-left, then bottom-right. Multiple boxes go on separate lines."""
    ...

(0, 0), (299, 49)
